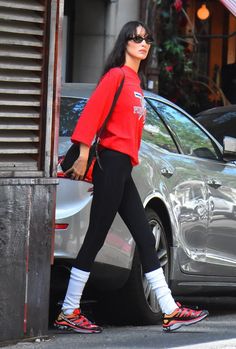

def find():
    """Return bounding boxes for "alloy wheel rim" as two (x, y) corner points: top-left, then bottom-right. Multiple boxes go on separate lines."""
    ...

(143, 218), (169, 313)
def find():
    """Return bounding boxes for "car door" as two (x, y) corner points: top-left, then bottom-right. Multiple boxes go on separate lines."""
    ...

(149, 98), (236, 277)
(198, 158), (236, 276)
(145, 98), (209, 275)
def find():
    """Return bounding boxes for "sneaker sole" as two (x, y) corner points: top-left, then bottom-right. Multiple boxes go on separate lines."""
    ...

(54, 323), (102, 334)
(163, 311), (209, 332)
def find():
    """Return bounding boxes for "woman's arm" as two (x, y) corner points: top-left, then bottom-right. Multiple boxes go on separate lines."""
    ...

(71, 68), (124, 147)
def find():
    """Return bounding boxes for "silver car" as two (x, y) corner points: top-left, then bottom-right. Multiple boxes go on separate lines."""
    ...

(53, 83), (236, 325)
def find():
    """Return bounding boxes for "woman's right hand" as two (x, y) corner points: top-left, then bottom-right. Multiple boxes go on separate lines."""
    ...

(65, 143), (90, 180)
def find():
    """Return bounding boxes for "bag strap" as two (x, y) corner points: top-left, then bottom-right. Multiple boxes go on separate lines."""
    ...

(95, 69), (125, 143)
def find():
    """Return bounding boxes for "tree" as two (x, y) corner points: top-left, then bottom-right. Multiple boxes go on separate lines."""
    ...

(143, 0), (222, 114)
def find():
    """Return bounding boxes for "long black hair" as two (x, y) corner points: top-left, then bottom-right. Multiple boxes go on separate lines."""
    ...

(101, 21), (153, 77)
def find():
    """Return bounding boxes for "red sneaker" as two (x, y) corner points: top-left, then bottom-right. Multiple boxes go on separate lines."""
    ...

(54, 308), (102, 333)
(163, 303), (209, 332)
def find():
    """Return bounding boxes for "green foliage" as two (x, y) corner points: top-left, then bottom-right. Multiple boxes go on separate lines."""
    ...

(149, 0), (218, 114)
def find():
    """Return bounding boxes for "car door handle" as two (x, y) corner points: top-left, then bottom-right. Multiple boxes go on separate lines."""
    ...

(161, 167), (174, 178)
(207, 179), (222, 188)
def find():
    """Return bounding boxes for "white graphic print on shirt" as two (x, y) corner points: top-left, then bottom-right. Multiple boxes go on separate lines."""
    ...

(133, 91), (146, 122)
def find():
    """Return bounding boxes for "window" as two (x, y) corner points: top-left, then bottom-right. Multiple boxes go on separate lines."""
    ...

(148, 99), (220, 160)
(197, 109), (236, 145)
(143, 101), (179, 153)
(60, 97), (87, 137)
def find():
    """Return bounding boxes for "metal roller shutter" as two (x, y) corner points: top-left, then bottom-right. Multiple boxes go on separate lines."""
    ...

(0, 0), (49, 176)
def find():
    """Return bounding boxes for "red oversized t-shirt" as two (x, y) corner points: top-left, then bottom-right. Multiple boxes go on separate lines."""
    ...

(71, 65), (146, 166)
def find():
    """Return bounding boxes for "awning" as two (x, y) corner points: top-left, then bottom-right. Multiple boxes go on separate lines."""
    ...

(220, 0), (236, 17)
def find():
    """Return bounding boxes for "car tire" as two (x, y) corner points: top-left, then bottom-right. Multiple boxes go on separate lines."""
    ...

(122, 208), (170, 324)
(97, 208), (170, 325)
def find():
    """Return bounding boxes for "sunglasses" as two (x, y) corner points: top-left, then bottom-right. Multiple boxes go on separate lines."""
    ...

(128, 35), (154, 45)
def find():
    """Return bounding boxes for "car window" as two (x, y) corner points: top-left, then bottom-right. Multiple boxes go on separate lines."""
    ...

(148, 99), (220, 160)
(60, 97), (87, 136)
(143, 102), (179, 153)
(197, 110), (236, 145)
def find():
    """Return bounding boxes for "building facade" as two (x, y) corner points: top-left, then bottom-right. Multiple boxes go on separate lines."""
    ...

(62, 0), (140, 83)
(0, 0), (63, 341)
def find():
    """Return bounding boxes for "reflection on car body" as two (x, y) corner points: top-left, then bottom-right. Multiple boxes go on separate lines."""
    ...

(53, 83), (236, 325)
(172, 180), (208, 222)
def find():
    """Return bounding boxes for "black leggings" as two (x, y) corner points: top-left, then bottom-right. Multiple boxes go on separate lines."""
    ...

(74, 149), (160, 273)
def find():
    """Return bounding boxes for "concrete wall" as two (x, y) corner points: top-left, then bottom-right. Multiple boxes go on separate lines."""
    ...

(71, 0), (140, 83)
(0, 179), (57, 341)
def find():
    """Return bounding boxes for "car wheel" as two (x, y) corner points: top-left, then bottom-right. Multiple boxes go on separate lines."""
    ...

(125, 208), (170, 324)
(100, 208), (170, 325)
(144, 208), (170, 316)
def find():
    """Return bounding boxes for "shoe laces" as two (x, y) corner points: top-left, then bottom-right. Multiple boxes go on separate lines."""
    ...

(72, 309), (94, 326)
(176, 302), (200, 317)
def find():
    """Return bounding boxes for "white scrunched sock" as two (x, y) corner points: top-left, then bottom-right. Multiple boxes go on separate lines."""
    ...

(62, 267), (90, 315)
(145, 267), (178, 315)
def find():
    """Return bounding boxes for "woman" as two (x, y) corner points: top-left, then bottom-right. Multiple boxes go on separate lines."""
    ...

(54, 21), (208, 333)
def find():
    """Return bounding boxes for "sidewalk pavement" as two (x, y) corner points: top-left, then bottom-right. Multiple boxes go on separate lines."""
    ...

(1, 329), (236, 349)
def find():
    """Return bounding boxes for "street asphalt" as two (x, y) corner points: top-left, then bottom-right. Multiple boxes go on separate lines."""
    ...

(1, 328), (236, 349)
(2, 298), (236, 349)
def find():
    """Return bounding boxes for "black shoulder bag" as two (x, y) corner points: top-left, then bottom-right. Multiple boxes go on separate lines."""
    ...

(61, 73), (125, 179)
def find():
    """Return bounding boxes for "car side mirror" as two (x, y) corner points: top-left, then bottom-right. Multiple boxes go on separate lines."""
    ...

(223, 136), (236, 161)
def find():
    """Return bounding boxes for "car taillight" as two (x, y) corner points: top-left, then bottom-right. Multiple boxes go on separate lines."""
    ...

(55, 223), (69, 230)
(57, 171), (65, 178)
(57, 156), (65, 178)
